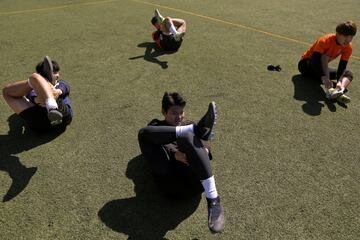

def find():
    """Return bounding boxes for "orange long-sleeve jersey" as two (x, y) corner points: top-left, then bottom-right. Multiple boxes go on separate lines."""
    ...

(301, 33), (352, 62)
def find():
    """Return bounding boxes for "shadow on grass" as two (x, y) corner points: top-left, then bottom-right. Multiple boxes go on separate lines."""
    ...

(129, 42), (177, 69)
(98, 155), (201, 240)
(0, 114), (65, 202)
(292, 74), (337, 116)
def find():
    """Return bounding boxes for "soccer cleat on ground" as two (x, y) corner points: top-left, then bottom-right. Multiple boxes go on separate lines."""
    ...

(42, 56), (55, 84)
(336, 93), (351, 104)
(173, 32), (185, 41)
(207, 197), (225, 233)
(154, 9), (165, 24)
(48, 109), (63, 126)
(326, 88), (343, 99)
(194, 102), (217, 141)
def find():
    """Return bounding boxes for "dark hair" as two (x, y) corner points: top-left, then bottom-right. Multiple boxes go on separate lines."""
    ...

(336, 21), (357, 36)
(151, 16), (157, 26)
(35, 59), (60, 78)
(162, 92), (186, 113)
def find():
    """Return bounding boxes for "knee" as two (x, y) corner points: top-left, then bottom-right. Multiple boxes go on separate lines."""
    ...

(342, 70), (353, 81)
(298, 59), (309, 75)
(138, 127), (154, 143)
(2, 84), (9, 98)
(164, 17), (173, 26)
(181, 20), (186, 29)
(2, 83), (14, 99)
(138, 128), (146, 141)
(28, 73), (43, 84)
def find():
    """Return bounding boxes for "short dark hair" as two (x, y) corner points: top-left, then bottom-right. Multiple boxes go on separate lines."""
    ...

(162, 92), (186, 113)
(336, 21), (357, 36)
(35, 59), (60, 79)
(151, 16), (157, 26)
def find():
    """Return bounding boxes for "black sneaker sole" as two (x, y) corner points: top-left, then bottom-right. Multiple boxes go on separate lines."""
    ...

(196, 102), (217, 141)
(43, 56), (55, 84)
(48, 109), (63, 126)
(207, 197), (225, 233)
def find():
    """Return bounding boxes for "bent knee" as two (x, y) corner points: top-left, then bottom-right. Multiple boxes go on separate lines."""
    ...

(138, 128), (146, 140)
(2, 84), (10, 97)
(2, 83), (16, 98)
(28, 73), (43, 82)
(138, 127), (155, 142)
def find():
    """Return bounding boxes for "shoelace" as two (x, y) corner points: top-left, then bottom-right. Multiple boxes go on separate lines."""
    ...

(267, 65), (282, 71)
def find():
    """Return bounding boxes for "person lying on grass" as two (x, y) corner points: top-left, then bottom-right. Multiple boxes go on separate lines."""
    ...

(138, 92), (225, 233)
(298, 20), (357, 104)
(150, 9), (186, 52)
(2, 56), (73, 131)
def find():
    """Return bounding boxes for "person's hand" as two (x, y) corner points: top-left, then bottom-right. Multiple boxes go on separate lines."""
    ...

(175, 151), (189, 166)
(52, 88), (62, 99)
(321, 76), (333, 89)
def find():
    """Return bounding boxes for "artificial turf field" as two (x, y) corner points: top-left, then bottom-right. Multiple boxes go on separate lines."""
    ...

(1, 0), (360, 239)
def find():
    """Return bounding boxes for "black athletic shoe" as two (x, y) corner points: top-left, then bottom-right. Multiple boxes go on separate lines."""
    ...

(207, 197), (225, 233)
(194, 102), (217, 140)
(42, 56), (55, 84)
(48, 109), (63, 126)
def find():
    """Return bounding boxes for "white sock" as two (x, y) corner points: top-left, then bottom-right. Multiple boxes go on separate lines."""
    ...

(169, 22), (178, 35)
(201, 175), (218, 199)
(175, 124), (194, 137)
(45, 98), (58, 112)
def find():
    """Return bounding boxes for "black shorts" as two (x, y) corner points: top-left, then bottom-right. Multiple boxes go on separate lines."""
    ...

(153, 31), (183, 51)
(19, 99), (72, 131)
(298, 58), (337, 81)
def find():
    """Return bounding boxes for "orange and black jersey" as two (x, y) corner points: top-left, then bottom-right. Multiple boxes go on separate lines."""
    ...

(302, 33), (352, 62)
(300, 34), (353, 78)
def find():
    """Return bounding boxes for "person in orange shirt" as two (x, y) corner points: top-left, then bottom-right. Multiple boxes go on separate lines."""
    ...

(298, 21), (357, 103)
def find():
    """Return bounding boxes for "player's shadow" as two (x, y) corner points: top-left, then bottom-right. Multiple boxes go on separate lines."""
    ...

(98, 155), (201, 240)
(0, 114), (65, 202)
(129, 42), (176, 69)
(292, 74), (337, 116)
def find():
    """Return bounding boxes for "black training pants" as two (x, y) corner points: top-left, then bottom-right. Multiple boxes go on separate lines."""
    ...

(298, 58), (337, 81)
(138, 126), (213, 197)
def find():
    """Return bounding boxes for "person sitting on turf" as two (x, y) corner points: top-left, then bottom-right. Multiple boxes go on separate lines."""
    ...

(298, 20), (357, 104)
(151, 9), (186, 52)
(2, 56), (73, 131)
(138, 92), (225, 233)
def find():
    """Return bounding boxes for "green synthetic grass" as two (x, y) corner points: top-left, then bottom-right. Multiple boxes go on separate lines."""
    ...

(1, 0), (360, 239)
